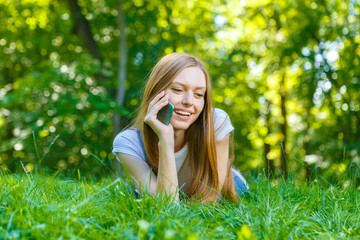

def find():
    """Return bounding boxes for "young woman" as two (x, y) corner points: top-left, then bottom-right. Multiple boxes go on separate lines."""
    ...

(113, 53), (248, 203)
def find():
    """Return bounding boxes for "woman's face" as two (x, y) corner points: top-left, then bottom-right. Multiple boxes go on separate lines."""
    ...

(164, 67), (206, 131)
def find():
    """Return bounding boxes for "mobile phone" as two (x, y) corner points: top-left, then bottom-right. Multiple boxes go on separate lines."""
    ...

(157, 101), (174, 125)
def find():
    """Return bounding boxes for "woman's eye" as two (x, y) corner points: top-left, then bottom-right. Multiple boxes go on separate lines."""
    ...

(172, 88), (182, 92)
(195, 93), (204, 97)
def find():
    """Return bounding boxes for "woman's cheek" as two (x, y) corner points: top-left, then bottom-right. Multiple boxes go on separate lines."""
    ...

(197, 100), (205, 111)
(169, 93), (180, 103)
(164, 91), (174, 102)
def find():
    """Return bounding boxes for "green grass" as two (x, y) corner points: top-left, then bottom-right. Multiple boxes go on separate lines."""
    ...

(1, 173), (360, 240)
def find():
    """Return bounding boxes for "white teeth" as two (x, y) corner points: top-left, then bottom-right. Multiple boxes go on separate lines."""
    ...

(175, 110), (191, 116)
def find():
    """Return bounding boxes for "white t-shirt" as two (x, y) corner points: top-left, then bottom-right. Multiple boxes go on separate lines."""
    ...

(112, 108), (234, 173)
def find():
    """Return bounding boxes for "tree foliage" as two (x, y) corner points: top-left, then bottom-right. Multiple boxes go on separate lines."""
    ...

(0, 0), (359, 182)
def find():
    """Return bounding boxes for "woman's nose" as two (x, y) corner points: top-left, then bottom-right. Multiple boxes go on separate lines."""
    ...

(182, 92), (193, 105)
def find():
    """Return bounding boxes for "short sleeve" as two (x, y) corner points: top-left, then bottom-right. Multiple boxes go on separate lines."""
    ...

(213, 108), (234, 141)
(112, 129), (147, 162)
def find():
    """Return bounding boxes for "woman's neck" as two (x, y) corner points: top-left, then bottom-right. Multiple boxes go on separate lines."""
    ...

(173, 129), (186, 152)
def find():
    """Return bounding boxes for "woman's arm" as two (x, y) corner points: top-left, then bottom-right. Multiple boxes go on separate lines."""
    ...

(116, 153), (158, 194)
(118, 91), (179, 199)
(116, 136), (179, 199)
(116, 141), (179, 198)
(157, 136), (178, 197)
(216, 134), (231, 190)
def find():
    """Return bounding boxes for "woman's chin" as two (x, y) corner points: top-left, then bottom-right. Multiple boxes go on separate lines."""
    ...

(170, 121), (191, 131)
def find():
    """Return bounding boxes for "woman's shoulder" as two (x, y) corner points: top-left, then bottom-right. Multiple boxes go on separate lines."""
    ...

(212, 108), (232, 127)
(113, 128), (139, 147)
(114, 128), (138, 140)
(112, 127), (147, 162)
(212, 108), (230, 119)
(212, 108), (234, 141)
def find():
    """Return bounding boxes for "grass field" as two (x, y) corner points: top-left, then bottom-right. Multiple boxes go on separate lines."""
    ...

(1, 172), (360, 240)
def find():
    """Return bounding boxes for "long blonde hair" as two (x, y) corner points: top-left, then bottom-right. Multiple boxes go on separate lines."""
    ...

(134, 53), (237, 202)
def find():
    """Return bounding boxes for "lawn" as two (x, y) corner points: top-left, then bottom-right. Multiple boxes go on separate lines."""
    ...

(1, 173), (359, 239)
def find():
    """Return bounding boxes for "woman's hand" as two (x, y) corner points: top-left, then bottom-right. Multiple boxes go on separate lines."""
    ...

(144, 91), (174, 141)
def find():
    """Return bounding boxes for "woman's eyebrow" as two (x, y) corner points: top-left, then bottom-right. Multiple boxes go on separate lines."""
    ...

(171, 82), (206, 90)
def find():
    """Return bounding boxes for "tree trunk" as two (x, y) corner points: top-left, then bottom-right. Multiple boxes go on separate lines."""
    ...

(113, 1), (127, 136)
(280, 72), (288, 179)
(304, 142), (312, 181)
(264, 101), (275, 178)
(112, 1), (128, 177)
(3, 66), (16, 172)
(66, 0), (103, 62)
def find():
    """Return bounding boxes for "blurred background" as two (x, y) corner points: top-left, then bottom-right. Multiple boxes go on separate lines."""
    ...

(0, 0), (359, 184)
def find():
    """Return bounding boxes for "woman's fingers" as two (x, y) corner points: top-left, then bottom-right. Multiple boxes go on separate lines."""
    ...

(144, 91), (174, 137)
(152, 95), (169, 114)
(148, 90), (165, 110)
(145, 92), (170, 125)
(147, 93), (169, 116)
(147, 91), (169, 113)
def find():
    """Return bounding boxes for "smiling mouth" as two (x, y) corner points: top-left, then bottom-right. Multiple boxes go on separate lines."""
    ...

(174, 110), (191, 116)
